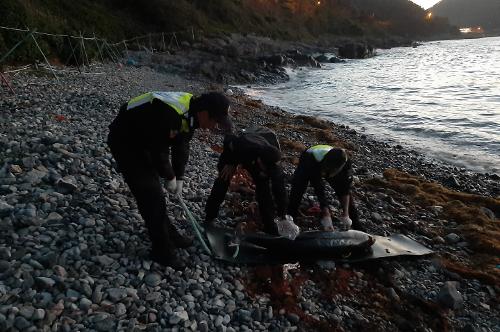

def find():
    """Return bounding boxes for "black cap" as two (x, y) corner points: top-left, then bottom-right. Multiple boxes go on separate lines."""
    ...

(196, 92), (233, 132)
(322, 148), (347, 177)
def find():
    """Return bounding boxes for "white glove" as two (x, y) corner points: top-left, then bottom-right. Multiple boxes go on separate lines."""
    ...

(175, 180), (183, 197)
(275, 215), (300, 240)
(338, 215), (352, 231)
(165, 177), (177, 193)
(321, 215), (334, 231)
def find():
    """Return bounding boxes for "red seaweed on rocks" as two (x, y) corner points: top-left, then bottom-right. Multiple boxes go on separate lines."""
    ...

(244, 265), (343, 331)
(366, 168), (500, 285)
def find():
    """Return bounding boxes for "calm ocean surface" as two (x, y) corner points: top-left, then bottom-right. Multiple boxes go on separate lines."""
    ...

(245, 37), (500, 174)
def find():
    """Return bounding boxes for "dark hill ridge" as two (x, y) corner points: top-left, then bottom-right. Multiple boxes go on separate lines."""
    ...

(431, 0), (500, 29)
(1, 0), (458, 62)
(351, 0), (453, 37)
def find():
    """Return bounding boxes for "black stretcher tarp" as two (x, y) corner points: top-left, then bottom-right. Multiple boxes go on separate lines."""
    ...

(205, 226), (434, 264)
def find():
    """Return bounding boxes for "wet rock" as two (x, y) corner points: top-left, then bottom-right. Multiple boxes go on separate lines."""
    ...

(115, 303), (127, 316)
(0, 260), (10, 273)
(371, 212), (383, 222)
(438, 281), (463, 310)
(287, 313), (300, 324)
(252, 308), (262, 321)
(45, 212), (63, 222)
(237, 309), (252, 323)
(35, 277), (56, 289)
(169, 310), (189, 324)
(9, 164), (23, 174)
(0, 313), (7, 330)
(387, 288), (400, 302)
(261, 55), (285, 66)
(198, 320), (209, 332)
(14, 316), (31, 330)
(79, 298), (92, 312)
(24, 169), (47, 185)
(19, 306), (35, 319)
(0, 247), (11, 259)
(32, 309), (45, 321)
(462, 323), (481, 332)
(480, 207), (496, 220)
(0, 201), (14, 217)
(95, 255), (114, 266)
(107, 288), (128, 302)
(445, 233), (460, 244)
(433, 236), (445, 244)
(338, 42), (374, 59)
(55, 176), (78, 194)
(94, 317), (116, 331)
(445, 175), (460, 187)
(144, 273), (162, 287)
(314, 54), (329, 63)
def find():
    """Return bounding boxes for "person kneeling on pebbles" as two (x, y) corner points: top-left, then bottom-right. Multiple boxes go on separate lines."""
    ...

(107, 91), (233, 269)
(287, 145), (364, 232)
(205, 127), (299, 239)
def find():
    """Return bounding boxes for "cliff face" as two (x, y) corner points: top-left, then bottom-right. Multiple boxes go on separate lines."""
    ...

(431, 0), (500, 29)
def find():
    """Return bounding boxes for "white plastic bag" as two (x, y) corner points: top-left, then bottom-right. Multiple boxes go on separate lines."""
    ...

(275, 215), (300, 240)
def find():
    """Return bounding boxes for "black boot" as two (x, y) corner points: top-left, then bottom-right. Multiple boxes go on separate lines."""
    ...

(168, 224), (194, 249)
(263, 220), (279, 236)
(204, 219), (217, 230)
(150, 250), (185, 270)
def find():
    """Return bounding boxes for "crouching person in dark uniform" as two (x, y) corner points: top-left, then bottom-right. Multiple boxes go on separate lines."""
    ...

(288, 145), (364, 231)
(108, 91), (232, 269)
(205, 128), (289, 235)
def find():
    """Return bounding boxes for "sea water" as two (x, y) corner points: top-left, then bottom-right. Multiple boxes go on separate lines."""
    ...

(245, 37), (500, 174)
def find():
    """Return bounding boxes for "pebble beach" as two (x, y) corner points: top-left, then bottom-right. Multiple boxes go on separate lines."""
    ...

(0, 64), (498, 331)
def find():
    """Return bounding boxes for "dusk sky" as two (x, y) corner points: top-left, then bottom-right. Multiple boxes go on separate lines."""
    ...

(410, 0), (442, 9)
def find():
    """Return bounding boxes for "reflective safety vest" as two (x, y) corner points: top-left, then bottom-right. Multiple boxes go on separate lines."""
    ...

(307, 145), (333, 162)
(127, 91), (193, 133)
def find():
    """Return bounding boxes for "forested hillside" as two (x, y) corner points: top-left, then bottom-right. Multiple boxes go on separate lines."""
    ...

(431, 0), (500, 30)
(0, 0), (458, 61)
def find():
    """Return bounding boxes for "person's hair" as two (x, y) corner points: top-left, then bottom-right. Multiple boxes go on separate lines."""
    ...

(193, 92), (230, 119)
(322, 148), (347, 172)
(223, 134), (237, 151)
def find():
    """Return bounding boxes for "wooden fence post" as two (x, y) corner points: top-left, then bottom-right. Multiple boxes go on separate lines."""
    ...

(79, 32), (90, 67)
(66, 36), (82, 74)
(94, 33), (105, 63)
(30, 30), (59, 81)
(0, 72), (15, 94)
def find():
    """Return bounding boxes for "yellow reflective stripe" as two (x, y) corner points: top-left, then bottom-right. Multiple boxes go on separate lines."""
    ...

(127, 92), (193, 114)
(152, 92), (192, 115)
(127, 92), (153, 110)
(177, 93), (192, 113)
(308, 145), (333, 162)
(126, 92), (193, 133)
(180, 119), (189, 133)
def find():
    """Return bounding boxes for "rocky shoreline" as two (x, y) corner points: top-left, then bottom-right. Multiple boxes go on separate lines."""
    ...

(123, 33), (384, 86)
(0, 64), (498, 331)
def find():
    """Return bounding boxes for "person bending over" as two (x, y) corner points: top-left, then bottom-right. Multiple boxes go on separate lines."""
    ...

(288, 145), (363, 231)
(205, 128), (290, 235)
(108, 91), (232, 268)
